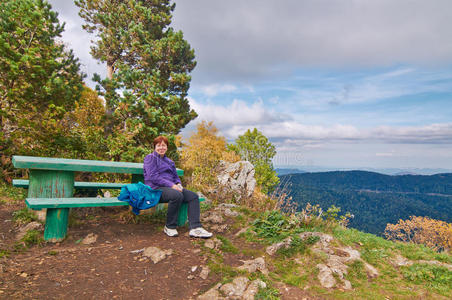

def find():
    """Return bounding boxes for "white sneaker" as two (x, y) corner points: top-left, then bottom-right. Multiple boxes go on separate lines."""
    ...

(164, 226), (178, 237)
(189, 227), (213, 239)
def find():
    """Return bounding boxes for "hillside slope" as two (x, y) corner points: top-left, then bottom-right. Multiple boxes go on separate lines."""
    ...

(281, 171), (452, 235)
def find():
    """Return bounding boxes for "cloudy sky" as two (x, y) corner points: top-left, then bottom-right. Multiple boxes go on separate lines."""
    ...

(48, 0), (452, 173)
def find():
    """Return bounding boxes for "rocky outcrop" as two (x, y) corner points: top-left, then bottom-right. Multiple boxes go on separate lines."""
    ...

(392, 254), (452, 271)
(216, 161), (256, 200)
(197, 277), (266, 300)
(266, 237), (292, 255)
(299, 232), (379, 289)
(237, 257), (269, 275)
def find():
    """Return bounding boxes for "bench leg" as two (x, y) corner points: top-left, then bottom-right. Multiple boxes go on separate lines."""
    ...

(177, 203), (188, 226)
(44, 208), (69, 242)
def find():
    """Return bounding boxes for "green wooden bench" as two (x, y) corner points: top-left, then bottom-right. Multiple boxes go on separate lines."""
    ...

(13, 155), (202, 242)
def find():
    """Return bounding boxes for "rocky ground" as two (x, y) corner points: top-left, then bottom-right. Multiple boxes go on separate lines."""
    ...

(1, 200), (451, 299)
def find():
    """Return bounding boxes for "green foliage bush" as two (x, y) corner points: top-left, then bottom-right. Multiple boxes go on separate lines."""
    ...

(252, 211), (294, 242)
(0, 0), (85, 181)
(228, 128), (279, 194)
(21, 229), (44, 247)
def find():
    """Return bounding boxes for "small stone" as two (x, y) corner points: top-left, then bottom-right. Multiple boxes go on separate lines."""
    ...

(130, 248), (145, 254)
(204, 239), (215, 249)
(235, 227), (248, 237)
(202, 211), (224, 224)
(220, 277), (249, 298)
(342, 279), (352, 290)
(242, 279), (266, 300)
(142, 246), (173, 264)
(191, 266), (198, 272)
(197, 283), (223, 300)
(20, 272), (28, 278)
(266, 237), (292, 256)
(364, 262), (379, 278)
(187, 275), (195, 280)
(237, 257), (268, 275)
(204, 237), (221, 249)
(199, 266), (210, 280)
(82, 233), (98, 245)
(223, 208), (239, 217)
(392, 255), (413, 267)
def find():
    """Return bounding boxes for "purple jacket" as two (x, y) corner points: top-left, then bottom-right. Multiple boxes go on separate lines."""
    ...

(143, 151), (181, 189)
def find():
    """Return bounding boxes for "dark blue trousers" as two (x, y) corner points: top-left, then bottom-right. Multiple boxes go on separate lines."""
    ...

(157, 187), (201, 230)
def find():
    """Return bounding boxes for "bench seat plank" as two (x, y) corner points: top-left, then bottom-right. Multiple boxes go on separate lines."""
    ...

(14, 179), (128, 190)
(12, 156), (183, 176)
(26, 197), (128, 210)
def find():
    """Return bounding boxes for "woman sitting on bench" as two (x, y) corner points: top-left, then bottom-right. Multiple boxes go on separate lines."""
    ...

(143, 136), (212, 239)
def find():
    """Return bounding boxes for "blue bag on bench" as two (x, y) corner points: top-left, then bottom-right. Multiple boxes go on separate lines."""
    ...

(118, 182), (162, 215)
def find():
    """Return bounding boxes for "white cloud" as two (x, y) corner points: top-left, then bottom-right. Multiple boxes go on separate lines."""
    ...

(189, 98), (288, 129)
(188, 99), (452, 145)
(200, 84), (237, 97)
(376, 152), (395, 157)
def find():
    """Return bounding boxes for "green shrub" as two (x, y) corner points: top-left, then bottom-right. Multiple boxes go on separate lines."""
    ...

(252, 211), (294, 242)
(21, 229), (44, 247)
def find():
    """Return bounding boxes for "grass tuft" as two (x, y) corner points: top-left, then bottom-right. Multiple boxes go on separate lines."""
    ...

(21, 229), (44, 247)
(12, 208), (38, 225)
(401, 263), (452, 296)
(216, 235), (239, 254)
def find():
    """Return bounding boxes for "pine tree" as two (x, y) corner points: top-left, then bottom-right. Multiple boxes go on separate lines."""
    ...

(75, 0), (197, 162)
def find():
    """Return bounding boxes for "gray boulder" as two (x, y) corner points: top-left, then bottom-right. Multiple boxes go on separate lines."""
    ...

(216, 160), (256, 200)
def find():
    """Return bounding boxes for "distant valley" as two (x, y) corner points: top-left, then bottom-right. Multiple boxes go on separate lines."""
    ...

(280, 171), (452, 235)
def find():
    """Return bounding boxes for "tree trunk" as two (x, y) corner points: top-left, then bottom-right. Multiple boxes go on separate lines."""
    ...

(104, 61), (114, 138)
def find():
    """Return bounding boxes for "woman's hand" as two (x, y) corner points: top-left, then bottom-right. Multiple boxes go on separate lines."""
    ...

(171, 184), (183, 192)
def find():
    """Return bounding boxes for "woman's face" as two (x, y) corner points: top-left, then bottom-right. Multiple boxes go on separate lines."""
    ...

(155, 141), (168, 156)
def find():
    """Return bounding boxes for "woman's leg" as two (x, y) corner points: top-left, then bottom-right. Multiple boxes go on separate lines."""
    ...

(158, 187), (183, 229)
(182, 189), (202, 229)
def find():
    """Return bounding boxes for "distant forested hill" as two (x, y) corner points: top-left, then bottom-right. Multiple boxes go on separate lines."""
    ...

(281, 171), (452, 235)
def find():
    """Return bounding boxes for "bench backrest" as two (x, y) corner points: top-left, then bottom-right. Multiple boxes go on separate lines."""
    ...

(12, 156), (183, 176)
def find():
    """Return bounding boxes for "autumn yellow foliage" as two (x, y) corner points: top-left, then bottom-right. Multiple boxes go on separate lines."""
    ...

(384, 216), (452, 252)
(180, 121), (240, 190)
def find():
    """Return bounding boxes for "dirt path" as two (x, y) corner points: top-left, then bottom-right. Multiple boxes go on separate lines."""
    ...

(0, 204), (219, 299)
